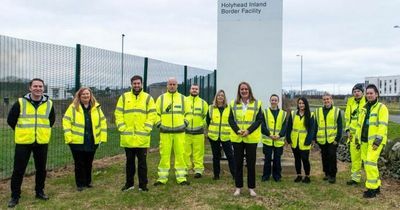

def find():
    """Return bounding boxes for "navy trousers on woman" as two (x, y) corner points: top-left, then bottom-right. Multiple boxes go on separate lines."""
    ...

(262, 145), (283, 181)
(209, 139), (235, 178)
(71, 149), (96, 188)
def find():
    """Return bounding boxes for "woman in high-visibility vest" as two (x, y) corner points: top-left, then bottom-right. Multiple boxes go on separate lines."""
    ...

(229, 82), (264, 197)
(261, 94), (287, 182)
(63, 87), (107, 191)
(286, 97), (315, 183)
(354, 84), (388, 198)
(206, 89), (235, 180)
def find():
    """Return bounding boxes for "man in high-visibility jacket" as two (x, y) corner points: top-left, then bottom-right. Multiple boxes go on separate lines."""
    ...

(314, 93), (342, 184)
(154, 77), (190, 185)
(345, 83), (366, 185)
(355, 84), (388, 198)
(115, 75), (157, 192)
(184, 84), (208, 178)
(7, 78), (55, 208)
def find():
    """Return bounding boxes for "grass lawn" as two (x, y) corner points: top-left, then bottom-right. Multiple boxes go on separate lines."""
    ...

(0, 145), (399, 209)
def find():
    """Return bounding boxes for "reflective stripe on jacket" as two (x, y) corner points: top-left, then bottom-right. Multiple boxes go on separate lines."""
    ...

(345, 96), (366, 134)
(185, 95), (208, 134)
(208, 105), (231, 141)
(156, 91), (188, 133)
(315, 106), (339, 145)
(262, 108), (287, 147)
(290, 111), (312, 150)
(229, 100), (262, 143)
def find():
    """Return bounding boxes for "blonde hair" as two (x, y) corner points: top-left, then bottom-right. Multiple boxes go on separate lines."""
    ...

(72, 87), (97, 111)
(235, 81), (256, 104)
(212, 89), (227, 107)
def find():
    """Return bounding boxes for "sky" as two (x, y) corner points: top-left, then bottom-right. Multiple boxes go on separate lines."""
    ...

(1, 0), (400, 94)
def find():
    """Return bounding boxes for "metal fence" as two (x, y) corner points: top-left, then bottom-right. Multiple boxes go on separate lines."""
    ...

(0, 35), (216, 179)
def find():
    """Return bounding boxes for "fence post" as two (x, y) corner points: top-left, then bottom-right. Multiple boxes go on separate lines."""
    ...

(184, 65), (188, 95)
(213, 69), (217, 96)
(143, 57), (148, 92)
(75, 44), (81, 93)
(207, 73), (211, 103)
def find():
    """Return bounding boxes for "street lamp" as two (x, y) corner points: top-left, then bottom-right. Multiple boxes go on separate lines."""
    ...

(121, 34), (125, 91)
(394, 25), (400, 28)
(296, 54), (303, 96)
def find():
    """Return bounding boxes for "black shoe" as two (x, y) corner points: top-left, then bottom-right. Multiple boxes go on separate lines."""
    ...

(323, 176), (329, 181)
(213, 175), (220, 180)
(86, 184), (93, 188)
(328, 177), (336, 184)
(294, 176), (302, 183)
(121, 185), (135, 191)
(179, 181), (190, 185)
(346, 180), (359, 185)
(7, 198), (19, 208)
(194, 173), (202, 178)
(35, 192), (49, 200)
(302, 176), (311, 184)
(363, 189), (377, 198)
(274, 178), (281, 182)
(153, 181), (165, 186)
(261, 176), (270, 182)
(139, 187), (149, 192)
(77, 187), (85, 191)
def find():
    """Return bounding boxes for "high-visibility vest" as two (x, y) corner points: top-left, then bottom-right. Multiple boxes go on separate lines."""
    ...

(315, 106), (340, 145)
(63, 103), (107, 144)
(208, 105), (231, 141)
(345, 96), (366, 134)
(155, 91), (187, 133)
(115, 90), (156, 148)
(185, 95), (208, 134)
(229, 100), (262, 143)
(15, 97), (52, 144)
(290, 111), (312, 150)
(262, 108), (287, 147)
(355, 101), (389, 145)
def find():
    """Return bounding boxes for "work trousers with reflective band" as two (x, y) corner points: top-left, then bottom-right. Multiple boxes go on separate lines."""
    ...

(157, 132), (187, 184)
(184, 134), (205, 174)
(361, 142), (383, 190)
(349, 136), (362, 182)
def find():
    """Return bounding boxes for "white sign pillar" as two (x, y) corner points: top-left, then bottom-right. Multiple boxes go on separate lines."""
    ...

(217, 0), (283, 107)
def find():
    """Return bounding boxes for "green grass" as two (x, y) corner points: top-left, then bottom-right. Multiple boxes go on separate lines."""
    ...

(0, 126), (160, 179)
(0, 146), (399, 209)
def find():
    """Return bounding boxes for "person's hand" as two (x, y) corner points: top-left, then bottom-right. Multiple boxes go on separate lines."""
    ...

(372, 144), (378, 150)
(347, 131), (352, 141)
(241, 130), (249, 137)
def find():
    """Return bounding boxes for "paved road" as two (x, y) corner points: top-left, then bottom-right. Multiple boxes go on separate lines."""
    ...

(390, 115), (400, 123)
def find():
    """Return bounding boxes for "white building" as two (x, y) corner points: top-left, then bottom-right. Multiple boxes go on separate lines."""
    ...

(46, 86), (72, 100)
(365, 75), (400, 97)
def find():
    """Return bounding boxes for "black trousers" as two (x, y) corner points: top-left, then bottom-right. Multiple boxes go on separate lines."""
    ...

(71, 149), (96, 187)
(292, 147), (310, 176)
(209, 139), (235, 178)
(232, 142), (257, 189)
(319, 143), (338, 178)
(11, 143), (48, 199)
(125, 148), (148, 188)
(262, 145), (283, 180)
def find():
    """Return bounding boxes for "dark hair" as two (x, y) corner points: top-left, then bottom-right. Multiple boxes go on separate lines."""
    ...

(270, 94), (279, 100)
(191, 83), (199, 87)
(130, 75), (142, 83)
(29, 78), (44, 87)
(235, 81), (256, 104)
(297, 97), (311, 130)
(366, 84), (379, 97)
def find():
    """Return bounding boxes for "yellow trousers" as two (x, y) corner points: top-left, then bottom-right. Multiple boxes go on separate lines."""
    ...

(184, 134), (205, 174)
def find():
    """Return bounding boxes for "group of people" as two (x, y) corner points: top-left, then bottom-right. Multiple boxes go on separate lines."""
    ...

(6, 77), (388, 208)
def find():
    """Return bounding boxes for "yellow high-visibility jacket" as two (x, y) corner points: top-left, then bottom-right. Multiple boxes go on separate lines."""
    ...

(229, 100), (262, 143)
(155, 91), (188, 133)
(345, 96), (366, 134)
(289, 111), (314, 150)
(208, 105), (231, 141)
(185, 95), (208, 134)
(63, 103), (107, 144)
(315, 106), (340, 145)
(262, 108), (287, 147)
(15, 97), (53, 144)
(355, 101), (389, 146)
(115, 90), (156, 148)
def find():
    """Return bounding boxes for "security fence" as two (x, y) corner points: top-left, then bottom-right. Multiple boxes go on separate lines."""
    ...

(0, 35), (216, 179)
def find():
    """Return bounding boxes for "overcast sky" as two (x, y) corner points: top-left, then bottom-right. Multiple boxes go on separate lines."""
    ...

(1, 0), (400, 94)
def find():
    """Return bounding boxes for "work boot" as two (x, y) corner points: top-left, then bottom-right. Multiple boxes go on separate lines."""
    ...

(302, 176), (311, 184)
(346, 180), (359, 185)
(7, 197), (19, 208)
(153, 181), (165, 186)
(363, 189), (377, 198)
(194, 173), (202, 178)
(35, 192), (49, 200)
(294, 175), (302, 183)
(328, 177), (336, 184)
(179, 181), (190, 186)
